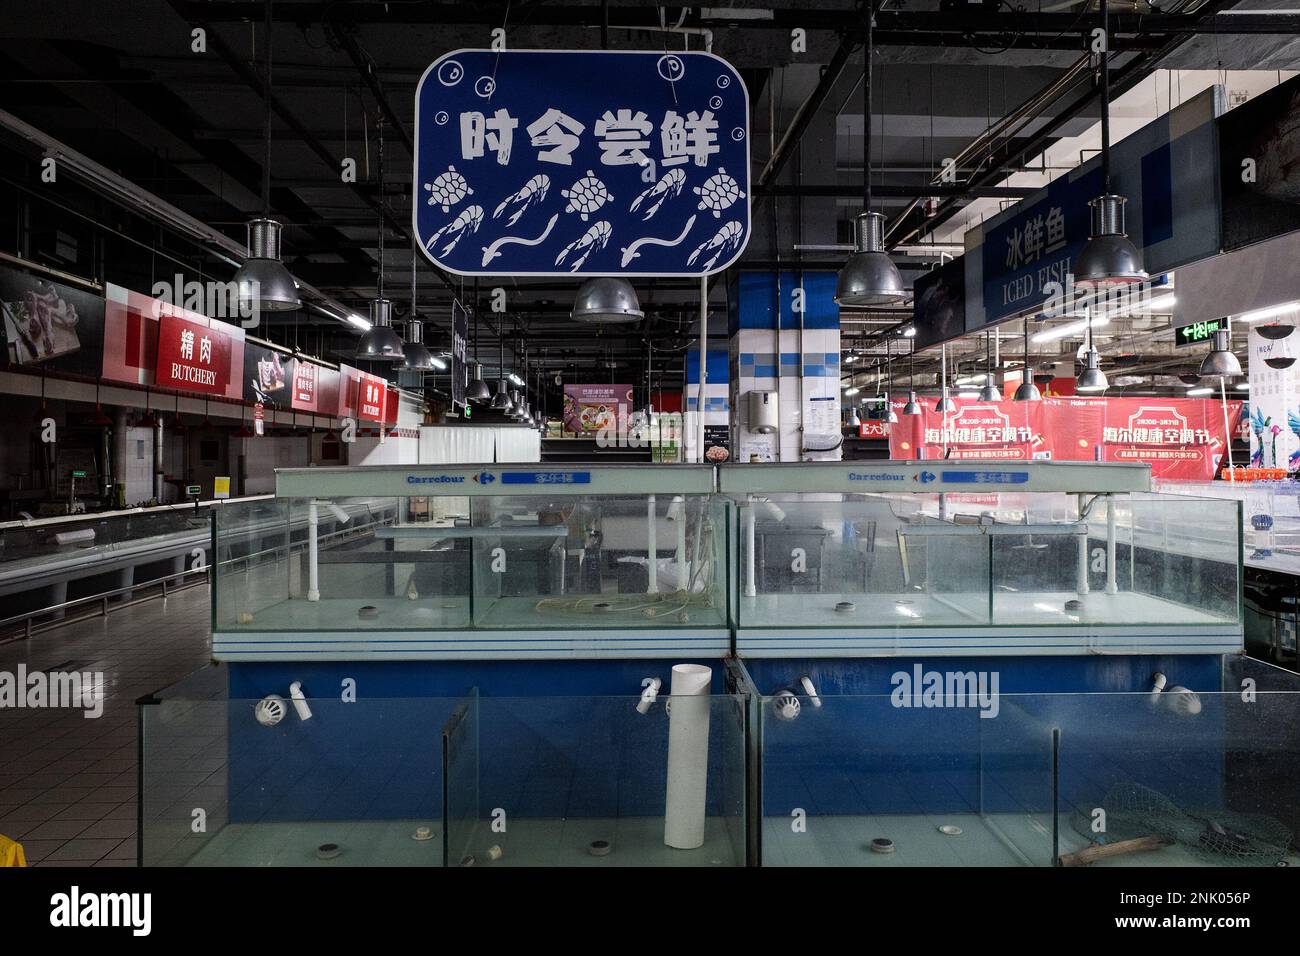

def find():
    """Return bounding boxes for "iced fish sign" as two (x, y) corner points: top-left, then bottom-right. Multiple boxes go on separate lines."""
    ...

(413, 50), (751, 277)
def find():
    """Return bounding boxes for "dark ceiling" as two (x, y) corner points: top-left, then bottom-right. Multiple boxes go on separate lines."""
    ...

(2, 0), (1296, 401)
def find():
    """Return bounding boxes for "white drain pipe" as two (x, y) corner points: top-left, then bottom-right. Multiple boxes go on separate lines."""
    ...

(647, 494), (658, 593)
(1105, 494), (1118, 595)
(664, 663), (712, 849)
(1076, 493), (1090, 596)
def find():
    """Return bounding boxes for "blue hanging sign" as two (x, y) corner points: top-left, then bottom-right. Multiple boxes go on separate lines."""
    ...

(413, 49), (751, 278)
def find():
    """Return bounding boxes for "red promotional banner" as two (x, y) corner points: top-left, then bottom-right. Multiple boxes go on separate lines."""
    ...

(889, 397), (1243, 481)
(155, 313), (233, 395)
(290, 359), (319, 411)
(338, 363), (389, 422)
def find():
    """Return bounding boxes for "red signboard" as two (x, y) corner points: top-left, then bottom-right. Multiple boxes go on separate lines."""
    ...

(104, 283), (245, 399)
(154, 313), (233, 395)
(888, 397), (1243, 481)
(290, 359), (318, 411)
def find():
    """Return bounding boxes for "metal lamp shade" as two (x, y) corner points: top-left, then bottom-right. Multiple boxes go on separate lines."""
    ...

(572, 277), (644, 324)
(884, 397), (899, 424)
(466, 363), (492, 402)
(1013, 379), (1042, 402)
(935, 389), (956, 413)
(846, 406), (861, 428)
(978, 377), (1001, 402)
(356, 298), (405, 360)
(234, 219), (301, 312)
(1073, 196), (1149, 289)
(1199, 329), (1242, 377)
(1076, 348), (1108, 392)
(902, 391), (922, 415)
(397, 320), (437, 371)
(490, 382), (514, 412)
(835, 212), (907, 307)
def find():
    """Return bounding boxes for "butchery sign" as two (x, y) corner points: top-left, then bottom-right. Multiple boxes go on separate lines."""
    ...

(413, 49), (751, 277)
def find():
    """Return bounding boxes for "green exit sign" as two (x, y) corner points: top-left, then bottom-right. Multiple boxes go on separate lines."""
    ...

(70, 470), (87, 479)
(186, 485), (202, 497)
(1175, 316), (1228, 347)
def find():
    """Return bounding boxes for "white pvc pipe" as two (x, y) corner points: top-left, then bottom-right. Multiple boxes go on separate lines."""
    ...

(647, 494), (658, 593)
(288, 681), (313, 721)
(1105, 494), (1118, 595)
(664, 663), (712, 850)
(744, 500), (757, 598)
(1076, 493), (1090, 595)
(306, 500), (320, 602)
(675, 499), (688, 592)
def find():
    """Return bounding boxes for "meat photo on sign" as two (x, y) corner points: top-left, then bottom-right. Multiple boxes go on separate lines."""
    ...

(1, 278), (82, 365)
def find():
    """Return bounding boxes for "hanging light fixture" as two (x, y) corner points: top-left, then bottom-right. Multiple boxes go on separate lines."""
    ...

(1075, 308), (1108, 392)
(138, 390), (157, 428)
(882, 335), (899, 423)
(90, 381), (113, 426)
(1199, 327), (1242, 378)
(398, 250), (439, 371)
(1073, 1), (1148, 290)
(233, 0), (300, 314)
(902, 337), (922, 414)
(466, 290), (492, 402)
(490, 329), (513, 412)
(357, 115), (405, 361)
(935, 343), (955, 412)
(835, 12), (906, 308)
(572, 277), (644, 324)
(846, 404), (862, 429)
(978, 332), (1001, 401)
(1014, 317), (1041, 401)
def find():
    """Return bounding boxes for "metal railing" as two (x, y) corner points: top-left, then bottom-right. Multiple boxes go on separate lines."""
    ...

(0, 563), (212, 644)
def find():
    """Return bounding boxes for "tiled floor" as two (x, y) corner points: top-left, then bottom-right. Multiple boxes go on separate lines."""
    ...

(0, 584), (212, 866)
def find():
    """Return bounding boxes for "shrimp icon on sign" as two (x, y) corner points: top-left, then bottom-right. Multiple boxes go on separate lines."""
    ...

(425, 205), (484, 256)
(686, 220), (744, 271)
(492, 174), (551, 227)
(555, 222), (612, 271)
(629, 169), (686, 221)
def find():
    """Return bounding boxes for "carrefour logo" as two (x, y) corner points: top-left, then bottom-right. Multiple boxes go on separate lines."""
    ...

(405, 475), (467, 484)
(848, 472), (906, 482)
(476, 471), (496, 484)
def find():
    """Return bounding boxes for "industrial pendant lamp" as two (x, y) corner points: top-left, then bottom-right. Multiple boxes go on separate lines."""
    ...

(490, 330), (513, 412)
(1199, 327), (1242, 377)
(398, 249), (439, 371)
(882, 336), (899, 422)
(572, 277), (644, 324)
(1076, 309), (1109, 392)
(846, 403), (862, 429)
(835, 11), (905, 308)
(902, 337), (922, 414)
(466, 291), (492, 402)
(1073, 1), (1148, 290)
(1014, 317), (1042, 401)
(977, 332), (1001, 402)
(935, 343), (956, 412)
(233, 0), (300, 314)
(356, 117), (405, 361)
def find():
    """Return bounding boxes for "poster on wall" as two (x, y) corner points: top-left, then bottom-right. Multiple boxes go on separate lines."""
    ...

(413, 50), (751, 277)
(1219, 74), (1300, 252)
(889, 396), (1242, 481)
(563, 383), (633, 435)
(703, 424), (730, 463)
(1248, 324), (1299, 469)
(0, 264), (105, 377)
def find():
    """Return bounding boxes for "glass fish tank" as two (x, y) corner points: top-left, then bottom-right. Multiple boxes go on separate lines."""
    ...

(211, 464), (729, 660)
(720, 462), (1243, 657)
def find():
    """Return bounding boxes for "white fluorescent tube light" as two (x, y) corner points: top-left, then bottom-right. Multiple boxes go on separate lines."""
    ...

(1032, 315), (1111, 343)
(957, 391), (980, 399)
(508, 373), (525, 387)
(903, 326), (917, 337)
(1186, 387), (1213, 396)
(347, 314), (371, 330)
(844, 386), (861, 396)
(1236, 382), (1250, 390)
(1238, 301), (1300, 323)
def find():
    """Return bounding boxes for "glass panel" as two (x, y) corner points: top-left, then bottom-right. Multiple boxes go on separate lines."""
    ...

(443, 688), (479, 867)
(734, 494), (992, 629)
(441, 695), (746, 866)
(1050, 691), (1299, 867)
(468, 493), (726, 630)
(140, 690), (452, 866)
(759, 694), (1055, 866)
